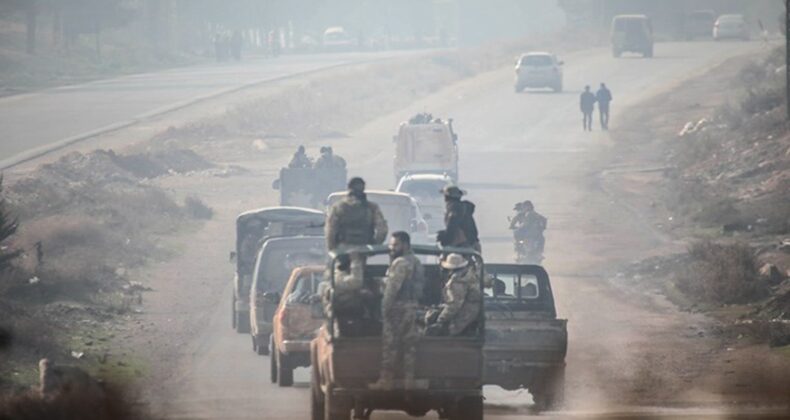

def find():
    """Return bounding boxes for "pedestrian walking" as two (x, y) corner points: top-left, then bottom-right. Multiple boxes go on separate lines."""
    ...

(580, 85), (596, 131)
(596, 83), (613, 130)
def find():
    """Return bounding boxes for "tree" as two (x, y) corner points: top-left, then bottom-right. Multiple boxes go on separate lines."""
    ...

(0, 177), (20, 272)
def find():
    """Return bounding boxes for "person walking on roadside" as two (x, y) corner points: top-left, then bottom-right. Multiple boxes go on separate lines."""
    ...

(596, 83), (613, 130)
(580, 85), (596, 131)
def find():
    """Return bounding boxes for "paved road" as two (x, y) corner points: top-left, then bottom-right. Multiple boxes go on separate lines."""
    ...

(0, 51), (418, 168)
(149, 41), (778, 419)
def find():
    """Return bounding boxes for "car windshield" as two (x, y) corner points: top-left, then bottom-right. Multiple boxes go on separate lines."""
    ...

(399, 179), (447, 201)
(521, 55), (552, 66)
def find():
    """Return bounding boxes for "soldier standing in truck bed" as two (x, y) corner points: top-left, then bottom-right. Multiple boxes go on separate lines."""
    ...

(325, 177), (388, 252)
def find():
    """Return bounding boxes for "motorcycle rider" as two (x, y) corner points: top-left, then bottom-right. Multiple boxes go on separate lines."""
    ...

(509, 200), (547, 262)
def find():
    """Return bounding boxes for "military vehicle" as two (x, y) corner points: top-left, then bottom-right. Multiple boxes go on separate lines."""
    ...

(311, 245), (485, 420)
(484, 264), (567, 411)
(273, 166), (347, 209)
(230, 207), (324, 334)
(393, 114), (459, 183)
(249, 237), (325, 355)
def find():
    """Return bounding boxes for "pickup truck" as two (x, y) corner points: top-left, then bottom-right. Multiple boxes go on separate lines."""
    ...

(484, 264), (567, 410)
(311, 245), (485, 420)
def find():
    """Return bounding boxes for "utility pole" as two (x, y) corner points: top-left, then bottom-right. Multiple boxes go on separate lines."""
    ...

(786, 0), (789, 119)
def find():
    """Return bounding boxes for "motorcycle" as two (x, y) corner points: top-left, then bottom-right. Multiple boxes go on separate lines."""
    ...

(509, 215), (545, 265)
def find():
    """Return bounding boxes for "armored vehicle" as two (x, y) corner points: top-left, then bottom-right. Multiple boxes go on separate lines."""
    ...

(393, 115), (458, 183)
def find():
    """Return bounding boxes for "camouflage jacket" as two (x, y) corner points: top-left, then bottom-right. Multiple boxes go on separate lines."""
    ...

(437, 266), (482, 335)
(325, 193), (388, 251)
(381, 251), (424, 315)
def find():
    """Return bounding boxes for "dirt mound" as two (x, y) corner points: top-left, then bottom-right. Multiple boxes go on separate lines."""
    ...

(113, 149), (213, 179)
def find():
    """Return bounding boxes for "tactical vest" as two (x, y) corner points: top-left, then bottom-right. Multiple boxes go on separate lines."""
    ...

(336, 199), (374, 246)
(395, 254), (424, 303)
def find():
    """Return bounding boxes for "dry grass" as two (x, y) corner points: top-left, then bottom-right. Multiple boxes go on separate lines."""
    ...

(673, 241), (766, 305)
(0, 384), (156, 420)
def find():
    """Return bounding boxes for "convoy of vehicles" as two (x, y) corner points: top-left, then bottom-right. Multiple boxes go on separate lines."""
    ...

(311, 245), (486, 420)
(484, 264), (567, 410)
(250, 236), (325, 355)
(393, 117), (459, 183)
(231, 207), (324, 334)
(611, 14), (654, 58)
(325, 190), (431, 245)
(514, 52), (564, 93)
(270, 265), (325, 386)
(714, 14), (750, 41)
(395, 173), (452, 234)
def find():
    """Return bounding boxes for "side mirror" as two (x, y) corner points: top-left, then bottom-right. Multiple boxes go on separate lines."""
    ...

(272, 179), (281, 190)
(558, 60), (565, 66)
(262, 291), (281, 303)
(229, 251), (237, 263)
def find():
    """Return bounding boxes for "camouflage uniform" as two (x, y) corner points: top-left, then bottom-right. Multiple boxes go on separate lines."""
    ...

(325, 193), (388, 251)
(437, 266), (482, 336)
(379, 251), (424, 384)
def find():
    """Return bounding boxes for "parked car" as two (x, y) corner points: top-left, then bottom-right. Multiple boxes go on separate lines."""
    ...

(311, 244), (485, 420)
(611, 14), (654, 58)
(395, 173), (453, 234)
(249, 236), (325, 355)
(270, 265), (324, 387)
(325, 190), (431, 245)
(231, 207), (324, 334)
(714, 14), (749, 41)
(514, 52), (564, 93)
(484, 264), (567, 411)
(684, 10), (716, 40)
(323, 26), (356, 51)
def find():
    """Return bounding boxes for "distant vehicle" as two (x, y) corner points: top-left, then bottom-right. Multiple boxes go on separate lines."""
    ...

(323, 26), (356, 51)
(230, 207), (324, 335)
(273, 166), (347, 210)
(326, 190), (431, 245)
(514, 52), (564, 93)
(714, 14), (749, 41)
(611, 15), (654, 58)
(311, 245), (485, 420)
(270, 265), (324, 387)
(395, 173), (453, 234)
(684, 10), (716, 40)
(250, 236), (325, 356)
(393, 115), (459, 182)
(484, 264), (567, 411)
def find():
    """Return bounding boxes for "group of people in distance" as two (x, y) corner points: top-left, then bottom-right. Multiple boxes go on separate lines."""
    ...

(323, 177), (484, 389)
(288, 145), (347, 170)
(580, 83), (613, 131)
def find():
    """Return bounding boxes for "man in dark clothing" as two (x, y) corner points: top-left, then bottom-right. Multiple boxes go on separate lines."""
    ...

(437, 186), (480, 252)
(288, 145), (312, 169)
(596, 83), (613, 130)
(580, 85), (596, 131)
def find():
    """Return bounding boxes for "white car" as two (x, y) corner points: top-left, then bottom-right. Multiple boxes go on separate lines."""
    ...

(395, 173), (453, 234)
(325, 190), (431, 245)
(714, 14), (749, 41)
(514, 52), (563, 93)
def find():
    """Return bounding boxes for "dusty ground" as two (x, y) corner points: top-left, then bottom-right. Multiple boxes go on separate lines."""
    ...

(3, 40), (789, 419)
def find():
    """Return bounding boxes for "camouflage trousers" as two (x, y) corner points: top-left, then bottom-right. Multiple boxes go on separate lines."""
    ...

(380, 303), (419, 381)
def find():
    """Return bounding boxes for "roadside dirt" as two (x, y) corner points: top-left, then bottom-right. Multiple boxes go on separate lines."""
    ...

(599, 51), (790, 406)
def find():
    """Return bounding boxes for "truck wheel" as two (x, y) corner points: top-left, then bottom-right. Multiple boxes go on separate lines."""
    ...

(324, 388), (350, 420)
(644, 47), (654, 58)
(234, 310), (250, 334)
(257, 334), (269, 356)
(612, 48), (622, 58)
(533, 366), (565, 411)
(453, 396), (483, 420)
(311, 365), (324, 420)
(277, 350), (294, 387)
(270, 339), (278, 384)
(553, 81), (563, 93)
(514, 84), (524, 93)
